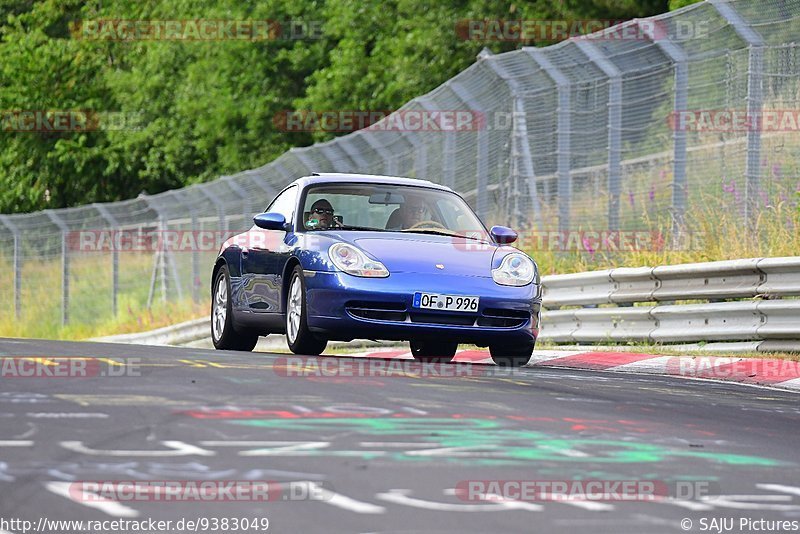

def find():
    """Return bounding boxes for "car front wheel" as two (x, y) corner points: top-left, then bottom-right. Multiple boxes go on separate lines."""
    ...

(410, 340), (457, 363)
(489, 344), (534, 367)
(211, 265), (259, 351)
(285, 265), (327, 356)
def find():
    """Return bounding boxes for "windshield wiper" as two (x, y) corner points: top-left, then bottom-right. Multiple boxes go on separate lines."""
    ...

(400, 229), (490, 242)
(333, 224), (388, 232)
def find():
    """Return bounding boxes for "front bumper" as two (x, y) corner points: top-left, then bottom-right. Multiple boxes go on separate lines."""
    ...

(304, 270), (540, 345)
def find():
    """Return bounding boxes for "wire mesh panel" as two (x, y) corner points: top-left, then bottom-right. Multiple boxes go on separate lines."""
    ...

(1, 0), (799, 330)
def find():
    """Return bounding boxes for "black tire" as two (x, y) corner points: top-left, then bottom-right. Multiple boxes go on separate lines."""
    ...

(285, 265), (327, 355)
(489, 343), (534, 367)
(410, 340), (458, 363)
(211, 265), (259, 351)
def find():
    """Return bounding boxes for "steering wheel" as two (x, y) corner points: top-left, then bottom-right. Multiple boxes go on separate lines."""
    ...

(406, 220), (447, 231)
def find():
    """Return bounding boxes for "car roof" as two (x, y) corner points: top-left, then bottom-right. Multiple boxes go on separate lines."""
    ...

(290, 173), (454, 192)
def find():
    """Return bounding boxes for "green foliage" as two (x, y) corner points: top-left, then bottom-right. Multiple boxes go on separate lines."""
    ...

(0, 0), (668, 213)
(669, 0), (703, 10)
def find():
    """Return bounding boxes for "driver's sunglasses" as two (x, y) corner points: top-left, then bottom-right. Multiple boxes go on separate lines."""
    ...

(312, 207), (334, 215)
(406, 205), (426, 214)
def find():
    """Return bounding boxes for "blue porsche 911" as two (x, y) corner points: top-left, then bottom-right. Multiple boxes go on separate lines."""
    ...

(210, 173), (541, 366)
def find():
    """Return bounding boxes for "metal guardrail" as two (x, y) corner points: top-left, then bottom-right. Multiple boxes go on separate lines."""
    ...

(89, 256), (800, 351)
(540, 257), (800, 349)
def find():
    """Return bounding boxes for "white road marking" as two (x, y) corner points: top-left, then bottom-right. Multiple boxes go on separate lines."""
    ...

(307, 483), (385, 514)
(45, 481), (139, 518)
(60, 440), (214, 457)
(758, 484), (800, 497)
(664, 499), (715, 511)
(699, 495), (800, 511)
(378, 489), (543, 512)
(561, 500), (615, 511)
(0, 441), (33, 447)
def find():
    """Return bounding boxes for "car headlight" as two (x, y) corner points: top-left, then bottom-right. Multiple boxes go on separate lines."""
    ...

(492, 252), (536, 286)
(328, 243), (389, 278)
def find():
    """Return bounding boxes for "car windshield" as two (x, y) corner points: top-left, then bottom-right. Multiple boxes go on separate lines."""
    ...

(300, 183), (490, 241)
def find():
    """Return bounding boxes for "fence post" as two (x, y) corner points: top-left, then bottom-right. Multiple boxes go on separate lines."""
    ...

(573, 39), (623, 231)
(92, 203), (120, 317)
(337, 137), (371, 171)
(272, 160), (295, 182)
(222, 175), (254, 231)
(362, 132), (398, 175)
(318, 142), (351, 173)
(166, 191), (200, 304)
(198, 185), (227, 233)
(709, 0), (765, 231)
(44, 210), (69, 326)
(0, 215), (21, 319)
(399, 130), (427, 179)
(240, 168), (277, 204)
(291, 147), (319, 174)
(449, 81), (489, 221)
(482, 53), (542, 229)
(418, 96), (454, 188)
(524, 48), (571, 233)
(140, 194), (184, 306)
(638, 20), (688, 236)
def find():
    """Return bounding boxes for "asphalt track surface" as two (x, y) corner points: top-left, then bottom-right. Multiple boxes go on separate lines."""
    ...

(1, 338), (799, 534)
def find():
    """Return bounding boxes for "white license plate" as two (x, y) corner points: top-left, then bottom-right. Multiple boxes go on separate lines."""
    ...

(413, 292), (479, 313)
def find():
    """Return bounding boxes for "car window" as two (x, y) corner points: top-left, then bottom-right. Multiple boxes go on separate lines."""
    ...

(300, 183), (489, 240)
(265, 186), (298, 224)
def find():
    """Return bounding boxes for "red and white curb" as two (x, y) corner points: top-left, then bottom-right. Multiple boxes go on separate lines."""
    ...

(336, 348), (800, 393)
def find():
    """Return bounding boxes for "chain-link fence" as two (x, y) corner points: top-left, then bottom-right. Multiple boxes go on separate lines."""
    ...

(1, 0), (799, 332)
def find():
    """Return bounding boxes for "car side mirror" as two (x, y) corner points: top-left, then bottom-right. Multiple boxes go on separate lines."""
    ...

(254, 212), (288, 231)
(490, 225), (517, 244)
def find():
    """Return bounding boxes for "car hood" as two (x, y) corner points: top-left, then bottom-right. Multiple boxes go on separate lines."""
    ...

(351, 234), (497, 276)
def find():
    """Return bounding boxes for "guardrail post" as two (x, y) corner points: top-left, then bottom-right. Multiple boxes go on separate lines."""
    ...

(709, 0), (766, 232)
(0, 215), (22, 319)
(449, 81), (489, 221)
(573, 39), (623, 231)
(44, 210), (69, 326)
(524, 48), (571, 233)
(638, 20), (688, 237)
(92, 203), (120, 316)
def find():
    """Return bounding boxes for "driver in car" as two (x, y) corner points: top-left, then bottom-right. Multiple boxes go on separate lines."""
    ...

(306, 199), (339, 230)
(387, 198), (429, 230)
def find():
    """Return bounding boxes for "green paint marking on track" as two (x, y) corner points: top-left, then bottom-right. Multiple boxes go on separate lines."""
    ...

(231, 418), (784, 467)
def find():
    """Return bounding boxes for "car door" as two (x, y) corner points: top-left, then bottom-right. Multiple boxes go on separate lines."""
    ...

(241, 185), (298, 313)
